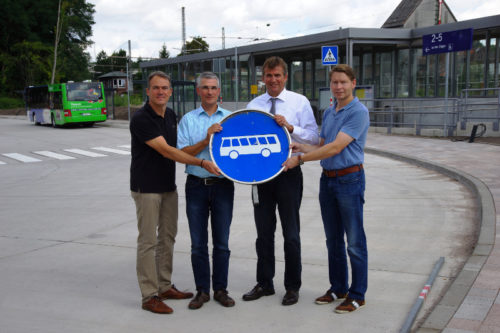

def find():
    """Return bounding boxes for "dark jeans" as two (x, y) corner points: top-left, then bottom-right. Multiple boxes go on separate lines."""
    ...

(252, 167), (303, 291)
(185, 175), (234, 293)
(319, 170), (367, 300)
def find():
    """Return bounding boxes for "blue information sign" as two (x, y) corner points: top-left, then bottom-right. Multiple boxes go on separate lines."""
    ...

(422, 28), (473, 55)
(322, 46), (338, 65)
(209, 109), (291, 184)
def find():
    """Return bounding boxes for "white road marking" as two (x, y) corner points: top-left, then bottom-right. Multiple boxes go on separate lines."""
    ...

(92, 147), (130, 155)
(33, 151), (76, 160)
(63, 149), (107, 157)
(2, 153), (42, 163)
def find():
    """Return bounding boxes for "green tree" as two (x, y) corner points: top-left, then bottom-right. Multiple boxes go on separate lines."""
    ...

(0, 0), (95, 95)
(93, 50), (110, 77)
(159, 43), (170, 59)
(179, 36), (209, 56)
(110, 49), (128, 71)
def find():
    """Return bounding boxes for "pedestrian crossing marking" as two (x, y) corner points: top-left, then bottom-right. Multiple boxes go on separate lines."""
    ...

(92, 147), (130, 155)
(33, 151), (76, 160)
(0, 144), (131, 164)
(63, 149), (107, 157)
(2, 153), (42, 163)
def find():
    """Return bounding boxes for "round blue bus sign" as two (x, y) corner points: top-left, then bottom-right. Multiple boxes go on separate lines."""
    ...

(209, 109), (291, 184)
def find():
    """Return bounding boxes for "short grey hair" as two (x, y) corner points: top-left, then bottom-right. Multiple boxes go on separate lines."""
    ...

(196, 72), (220, 88)
(148, 71), (171, 88)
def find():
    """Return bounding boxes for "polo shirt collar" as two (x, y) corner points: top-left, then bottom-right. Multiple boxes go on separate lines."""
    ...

(334, 96), (359, 113)
(145, 102), (163, 118)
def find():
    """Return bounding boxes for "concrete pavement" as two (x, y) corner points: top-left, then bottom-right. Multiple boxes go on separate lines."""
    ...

(365, 133), (499, 332)
(0, 116), (498, 332)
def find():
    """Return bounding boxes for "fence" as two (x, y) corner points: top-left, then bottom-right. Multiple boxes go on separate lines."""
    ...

(356, 88), (500, 137)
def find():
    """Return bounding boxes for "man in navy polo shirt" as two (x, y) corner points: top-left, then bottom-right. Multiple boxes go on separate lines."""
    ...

(130, 71), (220, 314)
(283, 64), (370, 314)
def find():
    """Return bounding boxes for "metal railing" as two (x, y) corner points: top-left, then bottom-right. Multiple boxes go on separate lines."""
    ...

(459, 88), (500, 132)
(352, 88), (500, 137)
(360, 98), (459, 136)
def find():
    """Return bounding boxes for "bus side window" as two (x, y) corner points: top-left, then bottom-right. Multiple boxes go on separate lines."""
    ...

(222, 139), (231, 147)
(267, 136), (277, 144)
(249, 137), (257, 145)
(231, 138), (240, 146)
(239, 138), (249, 146)
(258, 137), (267, 144)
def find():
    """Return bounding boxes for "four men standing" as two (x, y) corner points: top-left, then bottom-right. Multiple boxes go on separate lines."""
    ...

(130, 62), (368, 314)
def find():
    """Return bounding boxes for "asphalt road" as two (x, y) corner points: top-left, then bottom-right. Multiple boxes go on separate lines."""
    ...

(0, 117), (477, 332)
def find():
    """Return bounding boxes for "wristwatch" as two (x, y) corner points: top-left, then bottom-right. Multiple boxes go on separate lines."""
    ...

(298, 155), (304, 165)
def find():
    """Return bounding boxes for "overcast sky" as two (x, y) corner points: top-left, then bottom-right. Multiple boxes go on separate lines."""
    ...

(86, 0), (500, 61)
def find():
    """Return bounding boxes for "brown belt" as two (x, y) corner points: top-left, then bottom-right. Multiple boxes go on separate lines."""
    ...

(323, 164), (363, 177)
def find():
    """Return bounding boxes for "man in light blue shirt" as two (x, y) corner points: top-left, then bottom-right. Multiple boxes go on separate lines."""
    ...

(177, 72), (235, 310)
(283, 64), (370, 314)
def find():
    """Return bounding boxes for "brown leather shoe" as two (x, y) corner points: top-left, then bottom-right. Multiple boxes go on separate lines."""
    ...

(142, 296), (173, 314)
(214, 289), (235, 307)
(188, 291), (210, 310)
(315, 290), (348, 305)
(159, 285), (194, 300)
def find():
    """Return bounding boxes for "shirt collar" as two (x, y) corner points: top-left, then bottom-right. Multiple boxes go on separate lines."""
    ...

(196, 105), (224, 117)
(145, 102), (163, 118)
(334, 96), (359, 113)
(266, 88), (287, 103)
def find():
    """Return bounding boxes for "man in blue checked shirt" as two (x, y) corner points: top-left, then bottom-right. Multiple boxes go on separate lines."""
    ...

(177, 72), (235, 310)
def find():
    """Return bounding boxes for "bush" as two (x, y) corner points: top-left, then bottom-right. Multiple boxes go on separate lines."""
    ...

(0, 96), (24, 109)
(112, 93), (144, 107)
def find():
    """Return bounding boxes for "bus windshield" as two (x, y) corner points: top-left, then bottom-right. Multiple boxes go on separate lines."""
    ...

(66, 82), (103, 102)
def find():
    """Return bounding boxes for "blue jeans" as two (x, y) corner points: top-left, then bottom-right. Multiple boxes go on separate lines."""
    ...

(319, 170), (367, 300)
(185, 175), (234, 293)
(253, 166), (303, 291)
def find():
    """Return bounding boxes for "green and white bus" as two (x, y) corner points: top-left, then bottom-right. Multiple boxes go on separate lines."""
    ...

(25, 81), (107, 127)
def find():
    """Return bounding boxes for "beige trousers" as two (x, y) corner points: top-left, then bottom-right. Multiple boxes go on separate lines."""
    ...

(131, 191), (178, 303)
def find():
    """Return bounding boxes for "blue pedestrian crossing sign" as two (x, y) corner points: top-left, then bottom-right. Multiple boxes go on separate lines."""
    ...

(322, 46), (338, 65)
(209, 109), (291, 184)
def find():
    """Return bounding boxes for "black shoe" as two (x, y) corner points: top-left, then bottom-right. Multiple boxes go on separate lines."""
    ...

(242, 284), (275, 301)
(214, 289), (235, 307)
(282, 290), (299, 306)
(188, 291), (210, 310)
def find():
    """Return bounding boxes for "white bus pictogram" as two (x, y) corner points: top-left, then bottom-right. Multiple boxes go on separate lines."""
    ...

(220, 134), (281, 159)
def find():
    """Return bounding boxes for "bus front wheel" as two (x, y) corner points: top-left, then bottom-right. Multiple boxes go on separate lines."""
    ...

(261, 148), (271, 157)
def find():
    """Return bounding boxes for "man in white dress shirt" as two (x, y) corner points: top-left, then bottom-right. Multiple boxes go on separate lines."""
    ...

(242, 56), (319, 306)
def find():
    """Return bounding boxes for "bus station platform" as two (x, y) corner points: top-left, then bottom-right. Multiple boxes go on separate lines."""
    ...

(0, 116), (499, 332)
